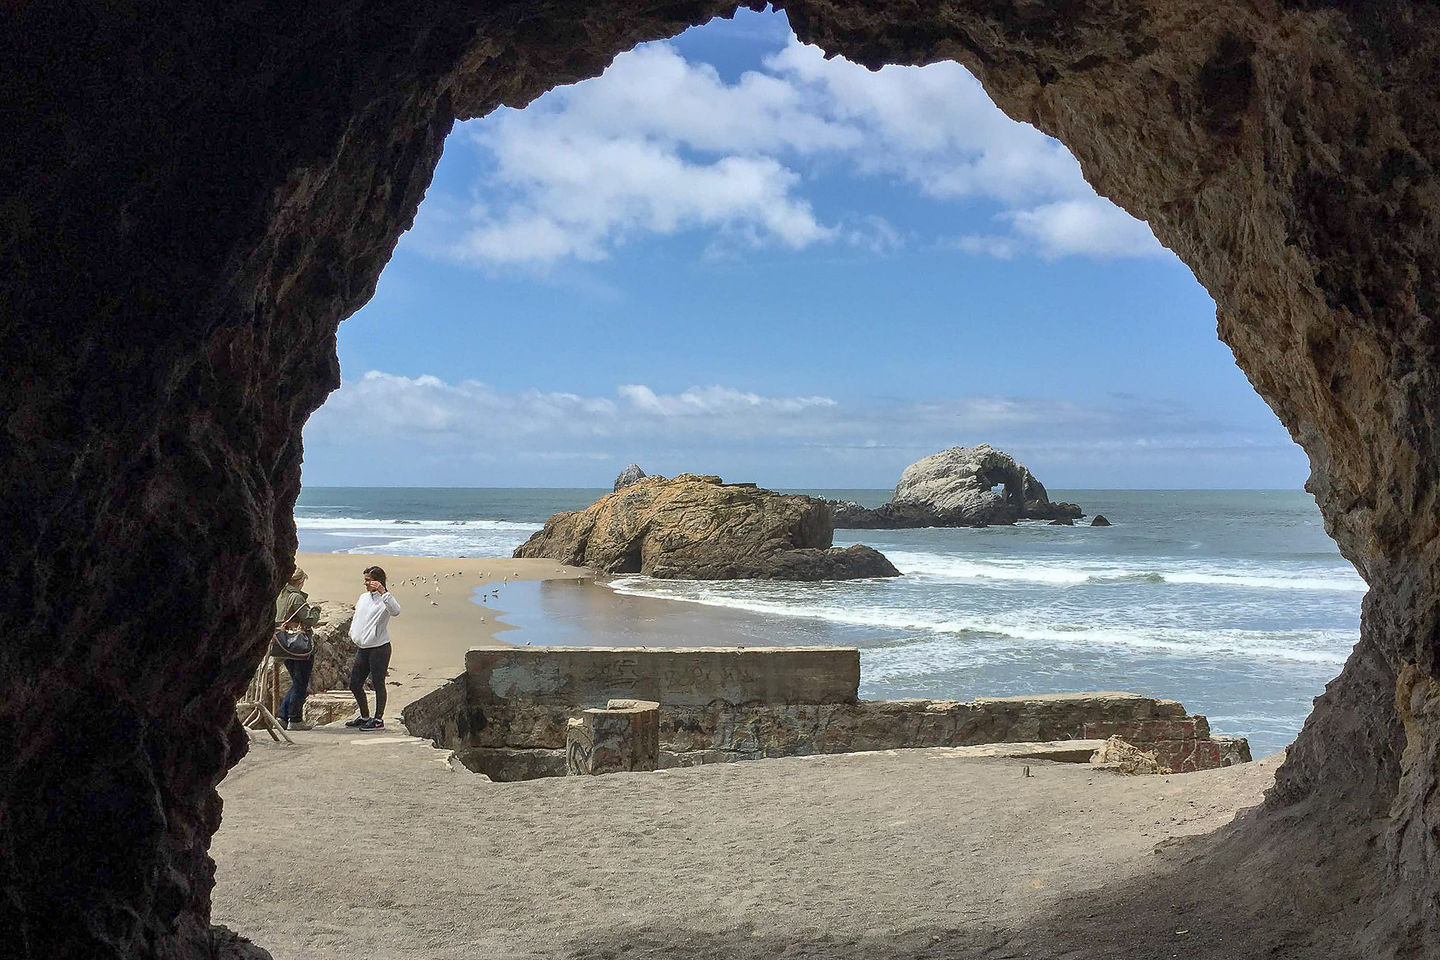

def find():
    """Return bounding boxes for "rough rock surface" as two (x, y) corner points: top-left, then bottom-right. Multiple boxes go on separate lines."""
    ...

(514, 474), (899, 580)
(831, 444), (1083, 527)
(613, 462), (648, 491)
(1091, 736), (1172, 776)
(7, 0), (1440, 956)
(306, 599), (357, 693)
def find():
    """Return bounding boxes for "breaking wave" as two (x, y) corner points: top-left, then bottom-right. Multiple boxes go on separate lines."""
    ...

(880, 551), (1367, 592)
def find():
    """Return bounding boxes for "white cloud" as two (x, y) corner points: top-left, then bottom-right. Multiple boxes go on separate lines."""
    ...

(1004, 198), (1167, 260)
(302, 370), (1304, 487)
(413, 35), (1166, 268)
(448, 135), (830, 264)
(954, 199), (1166, 261)
(615, 384), (836, 417)
(762, 41), (1082, 205)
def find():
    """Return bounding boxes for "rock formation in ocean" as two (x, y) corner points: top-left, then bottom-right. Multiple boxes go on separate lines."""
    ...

(515, 474), (899, 580)
(831, 444), (1082, 528)
(8, 1), (1440, 956)
(613, 463), (648, 491)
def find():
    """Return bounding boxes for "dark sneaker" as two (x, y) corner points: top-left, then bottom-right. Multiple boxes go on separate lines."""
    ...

(344, 716), (369, 727)
(360, 717), (385, 731)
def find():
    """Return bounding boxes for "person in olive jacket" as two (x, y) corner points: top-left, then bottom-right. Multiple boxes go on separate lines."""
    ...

(274, 566), (321, 730)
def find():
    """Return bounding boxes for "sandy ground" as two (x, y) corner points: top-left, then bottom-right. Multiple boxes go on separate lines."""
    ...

(215, 553), (1325, 959)
(213, 725), (1289, 960)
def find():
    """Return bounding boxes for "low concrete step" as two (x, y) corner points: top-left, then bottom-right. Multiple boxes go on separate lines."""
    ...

(927, 740), (1108, 763)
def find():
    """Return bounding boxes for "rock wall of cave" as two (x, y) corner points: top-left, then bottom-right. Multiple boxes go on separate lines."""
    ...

(3, 0), (1438, 957)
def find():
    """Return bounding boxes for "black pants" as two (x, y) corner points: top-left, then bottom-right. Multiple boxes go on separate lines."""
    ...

(348, 643), (391, 719)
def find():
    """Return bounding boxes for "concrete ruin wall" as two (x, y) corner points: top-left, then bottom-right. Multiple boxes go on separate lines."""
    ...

(407, 648), (1248, 781)
(7, 1), (1440, 956)
(468, 645), (862, 708)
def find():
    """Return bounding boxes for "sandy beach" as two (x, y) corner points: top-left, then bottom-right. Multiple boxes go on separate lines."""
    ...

(292, 552), (589, 704)
(206, 551), (1331, 960)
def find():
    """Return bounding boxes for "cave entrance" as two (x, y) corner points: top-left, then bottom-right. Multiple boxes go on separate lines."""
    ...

(10, 2), (1431, 958)
(298, 7), (1348, 766)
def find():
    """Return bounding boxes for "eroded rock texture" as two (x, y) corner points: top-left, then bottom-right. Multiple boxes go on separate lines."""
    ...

(831, 443), (1083, 527)
(4, 0), (1440, 956)
(515, 473), (899, 579)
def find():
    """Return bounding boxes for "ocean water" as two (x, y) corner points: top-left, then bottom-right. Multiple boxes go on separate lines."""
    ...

(296, 487), (1364, 756)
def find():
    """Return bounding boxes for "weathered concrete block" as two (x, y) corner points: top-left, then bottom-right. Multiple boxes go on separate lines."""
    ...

(466, 646), (860, 709)
(566, 699), (660, 775)
(1154, 738), (1223, 773)
(470, 701), (573, 750)
(1081, 717), (1207, 742)
(1214, 735), (1254, 766)
(302, 694), (357, 727)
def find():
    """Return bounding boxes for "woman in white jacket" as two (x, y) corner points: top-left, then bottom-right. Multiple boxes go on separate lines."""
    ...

(345, 565), (401, 730)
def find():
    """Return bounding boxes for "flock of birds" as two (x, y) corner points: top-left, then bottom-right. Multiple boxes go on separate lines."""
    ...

(383, 565), (572, 646)
(390, 569), (525, 607)
(391, 567), (562, 601)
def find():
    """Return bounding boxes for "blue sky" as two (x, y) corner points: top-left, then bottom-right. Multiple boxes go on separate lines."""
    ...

(303, 8), (1309, 490)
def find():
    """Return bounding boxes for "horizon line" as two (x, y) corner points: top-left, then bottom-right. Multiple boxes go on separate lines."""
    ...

(297, 483), (1312, 493)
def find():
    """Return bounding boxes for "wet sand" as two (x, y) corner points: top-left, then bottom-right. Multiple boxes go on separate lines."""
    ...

(485, 576), (816, 648)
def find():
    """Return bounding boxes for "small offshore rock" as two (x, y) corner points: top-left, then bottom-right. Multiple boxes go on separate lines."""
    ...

(1048, 518), (1074, 525)
(1091, 515), (1112, 526)
(827, 500), (872, 527)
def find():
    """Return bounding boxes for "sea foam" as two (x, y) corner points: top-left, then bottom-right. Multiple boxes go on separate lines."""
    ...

(605, 575), (1355, 666)
(880, 550), (1367, 592)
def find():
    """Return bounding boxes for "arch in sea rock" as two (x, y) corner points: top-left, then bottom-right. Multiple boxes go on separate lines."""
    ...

(3, 1), (1438, 956)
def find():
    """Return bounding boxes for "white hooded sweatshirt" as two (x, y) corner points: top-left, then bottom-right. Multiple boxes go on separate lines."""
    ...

(350, 590), (402, 649)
